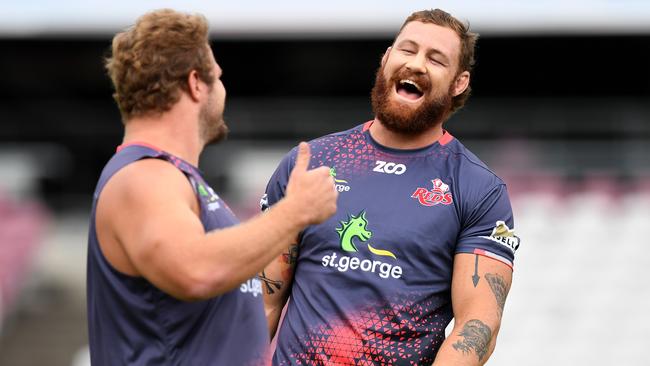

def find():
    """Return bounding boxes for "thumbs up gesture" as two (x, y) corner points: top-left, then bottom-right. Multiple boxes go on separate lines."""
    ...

(285, 142), (338, 226)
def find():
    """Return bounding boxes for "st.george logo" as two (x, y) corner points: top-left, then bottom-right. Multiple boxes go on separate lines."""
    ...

(373, 160), (407, 175)
(412, 178), (453, 206)
(321, 211), (403, 279)
(191, 177), (221, 211)
(197, 184), (221, 211)
(330, 167), (351, 192)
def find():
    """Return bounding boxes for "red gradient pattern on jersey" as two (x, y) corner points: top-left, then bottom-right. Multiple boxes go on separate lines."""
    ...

(310, 130), (377, 176)
(279, 294), (452, 366)
(308, 126), (452, 179)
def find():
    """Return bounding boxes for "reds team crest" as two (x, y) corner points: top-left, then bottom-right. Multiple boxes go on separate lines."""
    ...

(411, 178), (453, 206)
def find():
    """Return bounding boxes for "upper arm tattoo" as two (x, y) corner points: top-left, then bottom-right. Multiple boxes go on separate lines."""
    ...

(452, 319), (492, 361)
(485, 273), (508, 318)
(280, 244), (299, 280)
(282, 244), (299, 265)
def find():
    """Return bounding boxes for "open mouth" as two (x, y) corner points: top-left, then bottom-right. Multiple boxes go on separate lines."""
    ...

(396, 79), (424, 101)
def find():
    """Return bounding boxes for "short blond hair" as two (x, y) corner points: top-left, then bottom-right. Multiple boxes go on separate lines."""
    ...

(105, 9), (215, 121)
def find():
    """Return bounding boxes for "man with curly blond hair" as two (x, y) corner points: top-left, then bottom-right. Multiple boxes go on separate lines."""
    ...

(87, 9), (337, 365)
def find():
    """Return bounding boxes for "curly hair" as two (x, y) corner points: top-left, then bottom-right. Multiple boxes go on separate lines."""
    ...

(397, 9), (479, 114)
(105, 9), (215, 122)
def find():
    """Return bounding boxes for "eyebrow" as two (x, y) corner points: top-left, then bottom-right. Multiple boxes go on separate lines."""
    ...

(395, 39), (451, 65)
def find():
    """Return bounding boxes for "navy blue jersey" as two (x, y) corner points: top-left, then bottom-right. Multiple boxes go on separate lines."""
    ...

(87, 143), (268, 366)
(263, 122), (519, 365)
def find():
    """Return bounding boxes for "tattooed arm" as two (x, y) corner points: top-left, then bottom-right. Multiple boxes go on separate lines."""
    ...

(432, 253), (512, 365)
(259, 240), (299, 339)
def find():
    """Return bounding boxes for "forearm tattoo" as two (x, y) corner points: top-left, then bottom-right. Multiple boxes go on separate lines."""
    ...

(452, 319), (492, 361)
(485, 273), (508, 318)
(258, 271), (283, 295)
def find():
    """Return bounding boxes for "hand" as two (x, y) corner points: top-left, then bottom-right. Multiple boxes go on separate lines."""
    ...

(285, 142), (338, 226)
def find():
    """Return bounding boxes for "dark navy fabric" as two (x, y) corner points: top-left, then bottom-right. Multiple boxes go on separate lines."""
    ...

(87, 144), (268, 366)
(263, 123), (518, 365)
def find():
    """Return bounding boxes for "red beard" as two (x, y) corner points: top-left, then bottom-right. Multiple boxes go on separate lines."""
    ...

(371, 66), (452, 136)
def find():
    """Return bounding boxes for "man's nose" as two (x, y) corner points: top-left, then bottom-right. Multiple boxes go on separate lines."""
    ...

(405, 53), (427, 74)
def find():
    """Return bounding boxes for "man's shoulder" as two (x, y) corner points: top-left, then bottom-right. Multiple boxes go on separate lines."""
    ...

(442, 138), (505, 187)
(103, 158), (196, 206)
(266, 124), (367, 166)
(308, 123), (366, 146)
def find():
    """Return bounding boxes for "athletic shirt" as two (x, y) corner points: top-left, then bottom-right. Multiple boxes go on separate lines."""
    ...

(87, 143), (268, 366)
(263, 122), (519, 365)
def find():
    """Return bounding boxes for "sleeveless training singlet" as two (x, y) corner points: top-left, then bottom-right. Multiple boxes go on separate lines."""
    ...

(263, 122), (519, 365)
(87, 144), (268, 366)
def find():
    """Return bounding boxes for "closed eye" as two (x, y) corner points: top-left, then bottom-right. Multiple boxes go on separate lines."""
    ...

(429, 57), (445, 66)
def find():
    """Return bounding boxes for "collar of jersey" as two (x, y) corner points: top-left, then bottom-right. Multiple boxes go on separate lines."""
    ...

(362, 125), (451, 156)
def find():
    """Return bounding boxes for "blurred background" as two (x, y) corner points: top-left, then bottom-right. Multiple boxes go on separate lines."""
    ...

(1, 1), (649, 365)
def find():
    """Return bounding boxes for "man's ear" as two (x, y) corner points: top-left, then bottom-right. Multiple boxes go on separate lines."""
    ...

(451, 71), (470, 97)
(380, 47), (392, 67)
(187, 70), (202, 102)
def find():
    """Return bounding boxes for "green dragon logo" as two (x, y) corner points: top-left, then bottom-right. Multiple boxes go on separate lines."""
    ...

(336, 211), (396, 259)
(329, 167), (348, 184)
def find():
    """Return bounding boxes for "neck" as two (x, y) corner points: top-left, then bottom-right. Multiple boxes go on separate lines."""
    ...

(369, 118), (445, 150)
(122, 100), (202, 166)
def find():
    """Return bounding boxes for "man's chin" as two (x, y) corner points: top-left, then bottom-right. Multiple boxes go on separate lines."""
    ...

(377, 113), (423, 136)
(377, 101), (446, 136)
(203, 123), (229, 146)
(385, 102), (421, 121)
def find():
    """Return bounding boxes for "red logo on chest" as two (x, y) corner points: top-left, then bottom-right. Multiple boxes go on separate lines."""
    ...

(411, 178), (453, 206)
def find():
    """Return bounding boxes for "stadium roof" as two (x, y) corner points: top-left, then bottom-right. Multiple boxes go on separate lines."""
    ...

(3, 0), (650, 38)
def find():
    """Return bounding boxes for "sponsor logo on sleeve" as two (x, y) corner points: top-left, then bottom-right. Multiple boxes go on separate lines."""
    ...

(480, 221), (520, 253)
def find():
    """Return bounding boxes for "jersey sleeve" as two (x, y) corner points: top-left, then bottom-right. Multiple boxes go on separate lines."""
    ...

(455, 184), (519, 269)
(260, 147), (297, 212)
